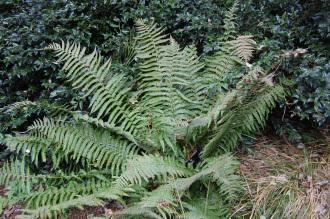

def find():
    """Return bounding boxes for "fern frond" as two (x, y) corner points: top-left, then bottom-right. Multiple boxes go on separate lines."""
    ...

(202, 155), (242, 201)
(202, 35), (256, 90)
(221, 1), (238, 42)
(138, 184), (178, 218)
(202, 43), (241, 91)
(25, 179), (110, 210)
(4, 135), (54, 166)
(0, 160), (34, 193)
(18, 183), (131, 219)
(135, 18), (168, 63)
(183, 199), (223, 219)
(168, 155), (241, 200)
(0, 100), (72, 117)
(202, 79), (287, 157)
(135, 19), (168, 107)
(229, 35), (256, 63)
(113, 182), (178, 219)
(75, 113), (152, 151)
(139, 37), (204, 118)
(116, 154), (192, 188)
(18, 195), (104, 219)
(135, 21), (207, 153)
(28, 117), (139, 175)
(114, 155), (241, 218)
(46, 42), (137, 128)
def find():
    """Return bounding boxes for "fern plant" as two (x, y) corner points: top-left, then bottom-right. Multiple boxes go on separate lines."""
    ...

(0, 3), (290, 219)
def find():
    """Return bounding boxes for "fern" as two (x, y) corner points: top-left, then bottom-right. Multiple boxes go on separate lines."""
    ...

(17, 178), (121, 218)
(0, 100), (73, 119)
(135, 18), (168, 93)
(1, 3), (291, 218)
(134, 21), (206, 153)
(183, 194), (228, 219)
(201, 155), (242, 201)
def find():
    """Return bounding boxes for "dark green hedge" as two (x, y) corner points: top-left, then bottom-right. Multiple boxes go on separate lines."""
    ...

(238, 0), (330, 126)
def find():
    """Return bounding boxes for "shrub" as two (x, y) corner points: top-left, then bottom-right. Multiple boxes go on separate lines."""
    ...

(291, 55), (330, 126)
(237, 0), (330, 126)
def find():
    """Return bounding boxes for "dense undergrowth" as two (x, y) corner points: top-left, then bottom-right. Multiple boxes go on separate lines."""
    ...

(0, 3), (293, 218)
(0, 1), (329, 219)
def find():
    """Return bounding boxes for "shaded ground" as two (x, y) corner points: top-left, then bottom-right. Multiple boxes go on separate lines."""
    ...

(67, 206), (105, 219)
(68, 201), (123, 219)
(234, 134), (329, 218)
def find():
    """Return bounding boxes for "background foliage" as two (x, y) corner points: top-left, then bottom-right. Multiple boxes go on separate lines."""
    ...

(237, 0), (330, 126)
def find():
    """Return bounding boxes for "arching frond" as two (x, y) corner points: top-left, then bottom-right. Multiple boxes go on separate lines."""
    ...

(18, 195), (104, 219)
(201, 155), (242, 201)
(135, 21), (207, 153)
(135, 18), (168, 89)
(0, 100), (72, 117)
(203, 46), (239, 86)
(46, 42), (138, 128)
(28, 117), (139, 175)
(138, 37), (204, 119)
(18, 180), (130, 219)
(0, 160), (34, 193)
(25, 179), (110, 210)
(202, 78), (288, 157)
(114, 155), (241, 219)
(183, 195), (227, 219)
(74, 113), (153, 152)
(116, 154), (192, 188)
(221, 0), (238, 42)
(229, 35), (256, 63)
(5, 135), (54, 166)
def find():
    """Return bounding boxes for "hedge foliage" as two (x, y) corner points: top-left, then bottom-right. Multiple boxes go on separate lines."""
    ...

(238, 0), (330, 126)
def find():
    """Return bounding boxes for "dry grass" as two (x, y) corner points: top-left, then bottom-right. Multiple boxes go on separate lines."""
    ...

(234, 134), (330, 219)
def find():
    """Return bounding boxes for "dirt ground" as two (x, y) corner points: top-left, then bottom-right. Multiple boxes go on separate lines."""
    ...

(235, 134), (329, 218)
